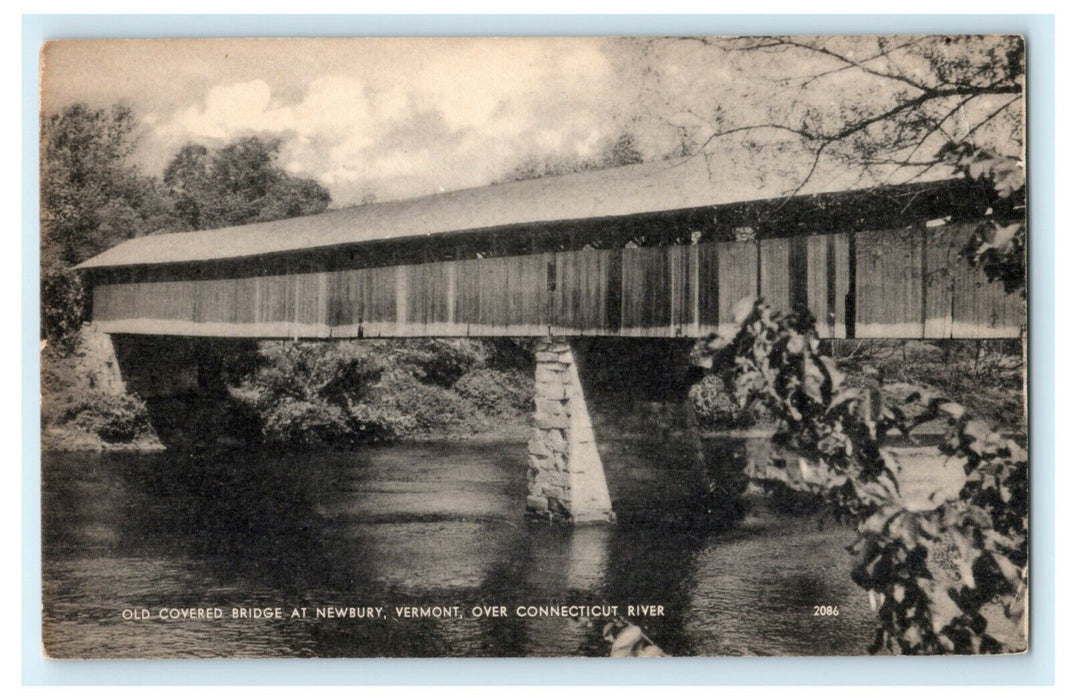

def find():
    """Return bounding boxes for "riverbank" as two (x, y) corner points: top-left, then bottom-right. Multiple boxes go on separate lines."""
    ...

(40, 327), (534, 452)
(41, 329), (1024, 453)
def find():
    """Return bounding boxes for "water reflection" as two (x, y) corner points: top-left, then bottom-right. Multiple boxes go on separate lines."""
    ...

(42, 439), (873, 658)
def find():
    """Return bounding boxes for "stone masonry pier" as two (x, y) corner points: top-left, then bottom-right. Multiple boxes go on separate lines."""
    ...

(526, 339), (615, 523)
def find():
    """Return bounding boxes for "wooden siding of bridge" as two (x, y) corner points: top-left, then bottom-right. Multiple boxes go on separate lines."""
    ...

(91, 223), (1024, 340)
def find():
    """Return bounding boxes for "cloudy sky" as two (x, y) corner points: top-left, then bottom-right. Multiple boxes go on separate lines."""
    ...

(40, 36), (1019, 208)
(42, 37), (716, 206)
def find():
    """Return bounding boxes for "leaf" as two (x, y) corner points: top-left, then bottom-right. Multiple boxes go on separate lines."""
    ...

(988, 551), (1021, 584)
(991, 159), (1025, 198)
(924, 580), (963, 634)
(888, 511), (922, 549)
(786, 332), (806, 355)
(827, 388), (863, 414)
(860, 504), (901, 536)
(901, 624), (923, 647)
(893, 584), (907, 603)
(937, 401), (967, 421)
(731, 296), (757, 324)
(950, 529), (981, 589)
(988, 223), (1021, 250)
(817, 355), (845, 389)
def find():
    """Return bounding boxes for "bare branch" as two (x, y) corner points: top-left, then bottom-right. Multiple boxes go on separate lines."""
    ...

(773, 37), (934, 92)
(958, 95), (1023, 145)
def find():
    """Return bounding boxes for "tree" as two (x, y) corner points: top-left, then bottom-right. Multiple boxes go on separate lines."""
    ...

(162, 143), (212, 230)
(599, 132), (644, 169)
(644, 35), (1026, 294)
(495, 131), (645, 184)
(40, 103), (177, 346)
(41, 103), (177, 267)
(163, 137), (331, 231)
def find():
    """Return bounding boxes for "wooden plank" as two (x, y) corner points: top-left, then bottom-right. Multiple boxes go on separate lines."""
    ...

(620, 245), (673, 336)
(553, 248), (610, 333)
(788, 236), (808, 311)
(759, 237), (791, 312)
(923, 225), (957, 339)
(855, 228), (924, 338)
(805, 234), (831, 337)
(696, 242), (719, 334)
(716, 239), (758, 329)
(454, 258), (478, 332)
(604, 248), (622, 333)
(941, 224), (1026, 338)
(832, 233), (850, 338)
(667, 244), (694, 332)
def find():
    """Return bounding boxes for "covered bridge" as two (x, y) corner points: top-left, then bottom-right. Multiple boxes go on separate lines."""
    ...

(75, 156), (1024, 340)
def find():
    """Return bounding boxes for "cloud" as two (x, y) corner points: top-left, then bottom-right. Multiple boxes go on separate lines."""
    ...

(171, 80), (288, 139)
(150, 39), (626, 205)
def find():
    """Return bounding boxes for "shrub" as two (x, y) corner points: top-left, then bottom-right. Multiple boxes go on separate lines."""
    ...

(385, 339), (489, 387)
(688, 374), (751, 430)
(345, 399), (416, 443)
(242, 340), (388, 446)
(41, 267), (86, 350)
(453, 368), (533, 417)
(60, 392), (152, 443)
(358, 371), (483, 437)
(259, 396), (351, 448)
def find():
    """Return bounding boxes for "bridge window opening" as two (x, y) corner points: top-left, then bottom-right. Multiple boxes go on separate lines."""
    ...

(546, 260), (557, 292)
(732, 226), (756, 242)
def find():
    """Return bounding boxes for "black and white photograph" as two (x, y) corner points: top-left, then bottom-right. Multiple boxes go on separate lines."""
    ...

(38, 35), (1028, 659)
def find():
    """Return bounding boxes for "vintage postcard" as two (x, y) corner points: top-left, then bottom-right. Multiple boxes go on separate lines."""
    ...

(39, 36), (1028, 658)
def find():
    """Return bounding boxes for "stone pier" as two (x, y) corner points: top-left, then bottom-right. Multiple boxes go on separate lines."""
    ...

(526, 339), (614, 524)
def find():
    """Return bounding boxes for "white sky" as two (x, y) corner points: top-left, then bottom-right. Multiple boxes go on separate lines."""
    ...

(39, 36), (1020, 207)
(41, 38), (661, 205)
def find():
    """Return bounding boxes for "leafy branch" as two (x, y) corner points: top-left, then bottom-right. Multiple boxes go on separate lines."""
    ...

(702, 299), (1027, 654)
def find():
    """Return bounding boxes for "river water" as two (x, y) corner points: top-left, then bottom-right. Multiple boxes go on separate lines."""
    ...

(42, 440), (877, 658)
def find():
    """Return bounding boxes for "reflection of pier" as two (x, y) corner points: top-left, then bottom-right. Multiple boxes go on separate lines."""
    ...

(76, 159), (1023, 523)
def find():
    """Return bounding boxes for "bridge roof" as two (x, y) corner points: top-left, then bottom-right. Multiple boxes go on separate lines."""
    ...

(75, 154), (953, 270)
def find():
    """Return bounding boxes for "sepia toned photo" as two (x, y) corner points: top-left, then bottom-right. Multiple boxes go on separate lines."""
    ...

(39, 35), (1028, 658)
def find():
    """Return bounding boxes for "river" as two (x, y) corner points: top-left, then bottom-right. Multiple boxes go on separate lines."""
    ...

(41, 440), (878, 658)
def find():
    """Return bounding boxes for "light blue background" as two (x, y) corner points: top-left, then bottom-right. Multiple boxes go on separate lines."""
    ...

(22, 14), (1055, 686)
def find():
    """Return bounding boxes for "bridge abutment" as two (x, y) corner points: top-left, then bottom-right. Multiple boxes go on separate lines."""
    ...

(526, 339), (615, 524)
(110, 334), (258, 449)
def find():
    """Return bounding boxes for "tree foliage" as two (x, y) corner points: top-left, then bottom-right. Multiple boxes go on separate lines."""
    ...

(686, 36), (1023, 184)
(40, 103), (177, 347)
(241, 341), (393, 446)
(163, 137), (331, 231)
(41, 103), (176, 267)
(496, 132), (644, 184)
(700, 299), (1027, 654)
(939, 142), (1026, 295)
